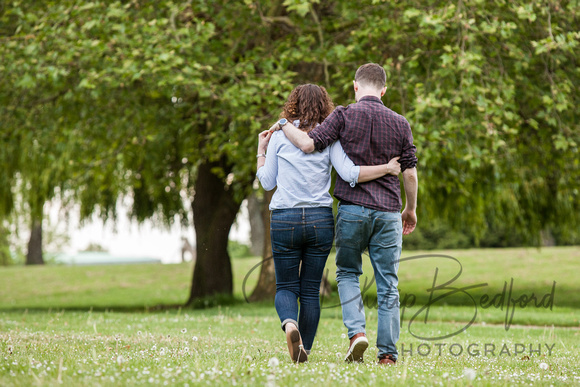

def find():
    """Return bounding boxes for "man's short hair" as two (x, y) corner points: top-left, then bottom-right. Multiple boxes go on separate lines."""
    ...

(355, 63), (386, 90)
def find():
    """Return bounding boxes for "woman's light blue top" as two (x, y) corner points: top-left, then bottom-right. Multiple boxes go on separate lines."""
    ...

(257, 123), (360, 210)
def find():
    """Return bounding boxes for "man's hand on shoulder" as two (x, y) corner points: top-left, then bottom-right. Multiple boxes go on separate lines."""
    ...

(269, 119), (315, 153)
(387, 157), (401, 175)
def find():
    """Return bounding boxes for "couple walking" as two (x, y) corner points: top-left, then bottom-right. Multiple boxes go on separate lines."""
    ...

(256, 63), (418, 365)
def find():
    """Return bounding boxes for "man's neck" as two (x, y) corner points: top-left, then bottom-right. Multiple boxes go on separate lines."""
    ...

(356, 92), (382, 102)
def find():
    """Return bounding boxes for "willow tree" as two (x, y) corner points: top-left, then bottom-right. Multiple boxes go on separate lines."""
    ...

(283, 0), (580, 243)
(2, 0), (578, 304)
(0, 0), (292, 298)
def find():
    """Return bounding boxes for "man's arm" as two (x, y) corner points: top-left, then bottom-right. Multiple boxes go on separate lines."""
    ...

(268, 121), (315, 153)
(270, 107), (346, 153)
(401, 167), (418, 235)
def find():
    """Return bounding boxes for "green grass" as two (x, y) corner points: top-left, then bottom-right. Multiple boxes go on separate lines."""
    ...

(1, 306), (578, 386)
(1, 247), (579, 385)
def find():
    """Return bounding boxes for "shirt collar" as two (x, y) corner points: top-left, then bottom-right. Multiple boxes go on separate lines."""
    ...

(358, 95), (384, 105)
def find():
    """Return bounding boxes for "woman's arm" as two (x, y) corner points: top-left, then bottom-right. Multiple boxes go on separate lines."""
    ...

(329, 141), (400, 186)
(359, 158), (400, 182)
(256, 130), (278, 191)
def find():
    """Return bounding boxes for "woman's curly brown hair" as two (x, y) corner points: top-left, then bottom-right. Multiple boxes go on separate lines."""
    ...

(281, 84), (335, 132)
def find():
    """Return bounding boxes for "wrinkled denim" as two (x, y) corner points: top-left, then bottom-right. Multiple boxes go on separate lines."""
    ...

(271, 207), (334, 351)
(335, 204), (402, 359)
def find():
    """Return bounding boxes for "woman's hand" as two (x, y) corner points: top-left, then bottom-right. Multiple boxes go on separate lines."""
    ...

(258, 130), (272, 154)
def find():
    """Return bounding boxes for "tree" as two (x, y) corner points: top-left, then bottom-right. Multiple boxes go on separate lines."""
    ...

(0, 0), (292, 299)
(1, 0), (578, 303)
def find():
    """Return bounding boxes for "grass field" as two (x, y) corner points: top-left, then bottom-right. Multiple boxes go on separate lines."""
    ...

(1, 246), (579, 385)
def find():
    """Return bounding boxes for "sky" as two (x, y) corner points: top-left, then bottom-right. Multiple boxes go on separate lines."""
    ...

(44, 199), (251, 264)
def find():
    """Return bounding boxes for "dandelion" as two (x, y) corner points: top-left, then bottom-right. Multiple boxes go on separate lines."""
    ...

(137, 331), (142, 336)
(245, 355), (252, 362)
(341, 333), (346, 339)
(539, 362), (549, 370)
(192, 336), (198, 342)
(151, 345), (157, 351)
(464, 368), (476, 381)
(184, 347), (190, 353)
(442, 372), (449, 378)
(268, 357), (280, 367)
(181, 328), (187, 334)
(116, 355), (125, 366)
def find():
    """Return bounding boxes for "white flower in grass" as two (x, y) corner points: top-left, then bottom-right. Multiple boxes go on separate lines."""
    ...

(539, 362), (549, 370)
(184, 347), (190, 353)
(151, 345), (157, 351)
(464, 368), (476, 381)
(181, 328), (187, 334)
(116, 355), (125, 366)
(268, 357), (280, 368)
(137, 331), (142, 336)
(192, 336), (198, 342)
(341, 333), (346, 339)
(442, 372), (449, 378)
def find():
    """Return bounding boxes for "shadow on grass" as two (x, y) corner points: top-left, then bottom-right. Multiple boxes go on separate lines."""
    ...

(0, 294), (250, 314)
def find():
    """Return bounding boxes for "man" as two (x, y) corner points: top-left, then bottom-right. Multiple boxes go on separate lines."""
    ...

(270, 63), (418, 365)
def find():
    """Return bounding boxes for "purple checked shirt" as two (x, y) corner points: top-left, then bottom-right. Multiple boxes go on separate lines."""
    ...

(308, 96), (418, 212)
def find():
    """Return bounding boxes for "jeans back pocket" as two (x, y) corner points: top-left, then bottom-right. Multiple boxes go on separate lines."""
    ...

(270, 227), (295, 252)
(313, 225), (334, 252)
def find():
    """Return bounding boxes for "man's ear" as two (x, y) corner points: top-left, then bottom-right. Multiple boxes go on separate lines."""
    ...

(380, 86), (387, 96)
(353, 80), (359, 92)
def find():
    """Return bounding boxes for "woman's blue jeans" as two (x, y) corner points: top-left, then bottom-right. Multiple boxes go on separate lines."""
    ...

(270, 207), (334, 352)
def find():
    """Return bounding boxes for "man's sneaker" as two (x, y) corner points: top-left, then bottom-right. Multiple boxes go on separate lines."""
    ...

(344, 333), (368, 362)
(378, 354), (397, 365)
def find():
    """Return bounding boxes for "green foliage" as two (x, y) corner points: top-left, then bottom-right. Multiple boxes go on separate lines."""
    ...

(403, 219), (472, 250)
(227, 240), (254, 259)
(1, 0), (578, 255)
(80, 243), (108, 253)
(0, 225), (13, 266)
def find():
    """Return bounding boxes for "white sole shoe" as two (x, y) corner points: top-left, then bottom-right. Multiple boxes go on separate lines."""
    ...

(345, 335), (369, 362)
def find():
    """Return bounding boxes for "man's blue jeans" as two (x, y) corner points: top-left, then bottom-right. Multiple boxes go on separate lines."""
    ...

(335, 204), (402, 359)
(271, 207), (334, 352)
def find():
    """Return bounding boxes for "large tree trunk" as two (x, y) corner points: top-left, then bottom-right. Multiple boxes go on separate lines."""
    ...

(247, 193), (265, 257)
(26, 219), (44, 265)
(186, 160), (241, 304)
(249, 190), (276, 301)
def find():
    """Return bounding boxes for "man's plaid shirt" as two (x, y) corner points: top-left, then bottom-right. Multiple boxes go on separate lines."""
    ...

(308, 96), (418, 212)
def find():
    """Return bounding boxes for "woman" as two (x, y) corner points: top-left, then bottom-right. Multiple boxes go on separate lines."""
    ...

(256, 84), (400, 363)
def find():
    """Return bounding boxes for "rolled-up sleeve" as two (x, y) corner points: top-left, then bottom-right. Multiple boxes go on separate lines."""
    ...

(398, 117), (418, 172)
(329, 140), (360, 188)
(256, 134), (278, 191)
(308, 107), (345, 152)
